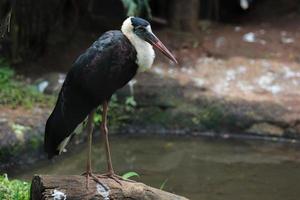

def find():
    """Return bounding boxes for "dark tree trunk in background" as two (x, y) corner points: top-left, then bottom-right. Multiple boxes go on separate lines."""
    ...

(9, 0), (81, 62)
(11, 0), (61, 62)
(168, 0), (199, 32)
(2, 0), (124, 63)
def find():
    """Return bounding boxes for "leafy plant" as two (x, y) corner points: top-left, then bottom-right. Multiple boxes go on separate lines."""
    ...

(0, 174), (30, 200)
(122, 171), (140, 180)
(121, 0), (152, 18)
(93, 94), (137, 128)
(0, 59), (53, 107)
(125, 96), (137, 111)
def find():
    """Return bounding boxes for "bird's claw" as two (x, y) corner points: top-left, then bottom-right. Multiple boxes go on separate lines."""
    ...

(96, 173), (122, 185)
(82, 171), (105, 189)
(96, 172), (135, 185)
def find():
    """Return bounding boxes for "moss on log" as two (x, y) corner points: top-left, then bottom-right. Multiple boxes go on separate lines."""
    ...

(30, 175), (189, 200)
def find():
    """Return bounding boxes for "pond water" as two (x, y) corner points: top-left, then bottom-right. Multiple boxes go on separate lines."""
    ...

(13, 135), (300, 200)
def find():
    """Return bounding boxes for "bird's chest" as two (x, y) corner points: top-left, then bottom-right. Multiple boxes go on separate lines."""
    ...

(134, 42), (155, 72)
(116, 61), (138, 83)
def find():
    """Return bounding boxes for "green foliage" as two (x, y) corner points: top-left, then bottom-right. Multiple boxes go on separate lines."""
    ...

(124, 96), (137, 111)
(94, 95), (137, 128)
(192, 104), (224, 130)
(121, 171), (140, 180)
(0, 174), (30, 200)
(121, 0), (151, 18)
(0, 59), (53, 108)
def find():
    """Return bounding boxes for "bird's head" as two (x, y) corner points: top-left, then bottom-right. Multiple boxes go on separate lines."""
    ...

(121, 17), (177, 64)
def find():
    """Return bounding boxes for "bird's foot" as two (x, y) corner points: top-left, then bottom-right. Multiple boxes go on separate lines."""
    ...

(96, 172), (135, 185)
(97, 172), (122, 185)
(82, 171), (107, 189)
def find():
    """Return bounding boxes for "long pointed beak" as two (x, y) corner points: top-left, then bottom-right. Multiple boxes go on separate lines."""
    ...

(145, 32), (178, 64)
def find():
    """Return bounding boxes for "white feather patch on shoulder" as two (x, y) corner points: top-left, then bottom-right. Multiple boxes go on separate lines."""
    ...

(121, 17), (155, 72)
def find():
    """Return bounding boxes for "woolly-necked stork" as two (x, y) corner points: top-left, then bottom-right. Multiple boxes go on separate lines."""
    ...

(44, 17), (177, 186)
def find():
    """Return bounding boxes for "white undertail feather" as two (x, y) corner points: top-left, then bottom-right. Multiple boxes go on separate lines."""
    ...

(57, 118), (86, 154)
(121, 17), (155, 72)
(57, 135), (72, 154)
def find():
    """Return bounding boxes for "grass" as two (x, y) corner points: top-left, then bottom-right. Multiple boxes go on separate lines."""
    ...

(0, 59), (53, 108)
(121, 171), (169, 190)
(0, 174), (30, 200)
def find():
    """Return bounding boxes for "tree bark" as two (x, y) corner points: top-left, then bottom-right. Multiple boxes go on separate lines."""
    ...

(30, 175), (189, 200)
(15, 0), (64, 60)
(169, 0), (199, 32)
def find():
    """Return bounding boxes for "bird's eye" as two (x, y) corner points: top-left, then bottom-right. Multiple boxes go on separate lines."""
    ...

(136, 26), (145, 31)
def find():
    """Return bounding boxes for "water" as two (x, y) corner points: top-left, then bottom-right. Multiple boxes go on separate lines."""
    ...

(13, 135), (300, 200)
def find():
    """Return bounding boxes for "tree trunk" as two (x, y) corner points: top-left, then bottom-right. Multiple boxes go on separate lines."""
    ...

(11, 0), (62, 61)
(30, 175), (189, 200)
(169, 0), (199, 32)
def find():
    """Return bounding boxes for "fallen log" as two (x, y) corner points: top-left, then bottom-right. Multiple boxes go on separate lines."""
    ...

(30, 175), (189, 200)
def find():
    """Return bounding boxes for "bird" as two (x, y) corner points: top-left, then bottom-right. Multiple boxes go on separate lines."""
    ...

(44, 16), (177, 187)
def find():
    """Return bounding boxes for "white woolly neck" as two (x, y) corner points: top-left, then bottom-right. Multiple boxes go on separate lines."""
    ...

(121, 17), (155, 71)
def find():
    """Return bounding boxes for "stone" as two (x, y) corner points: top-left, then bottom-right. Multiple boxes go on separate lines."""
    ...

(35, 73), (66, 94)
(246, 123), (284, 136)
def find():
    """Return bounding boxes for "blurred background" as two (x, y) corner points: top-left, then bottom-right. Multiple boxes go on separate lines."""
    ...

(0, 0), (300, 199)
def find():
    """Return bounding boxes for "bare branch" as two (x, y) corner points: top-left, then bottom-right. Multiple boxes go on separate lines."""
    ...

(0, 9), (12, 38)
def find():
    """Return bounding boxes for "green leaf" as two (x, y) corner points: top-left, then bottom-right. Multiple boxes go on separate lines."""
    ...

(159, 178), (168, 190)
(93, 113), (102, 124)
(125, 96), (137, 107)
(122, 172), (140, 180)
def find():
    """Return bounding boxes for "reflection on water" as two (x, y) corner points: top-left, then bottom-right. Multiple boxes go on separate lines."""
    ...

(13, 135), (300, 200)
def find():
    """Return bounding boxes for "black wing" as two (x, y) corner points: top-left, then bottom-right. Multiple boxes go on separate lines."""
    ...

(44, 31), (137, 158)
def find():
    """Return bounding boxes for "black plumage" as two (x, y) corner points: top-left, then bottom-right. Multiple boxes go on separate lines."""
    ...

(45, 30), (138, 158)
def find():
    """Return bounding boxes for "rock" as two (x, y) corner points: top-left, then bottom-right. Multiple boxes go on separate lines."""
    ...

(246, 123), (284, 136)
(243, 32), (256, 43)
(35, 73), (66, 94)
(0, 107), (51, 171)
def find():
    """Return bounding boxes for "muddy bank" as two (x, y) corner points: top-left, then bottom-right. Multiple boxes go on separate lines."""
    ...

(118, 69), (300, 139)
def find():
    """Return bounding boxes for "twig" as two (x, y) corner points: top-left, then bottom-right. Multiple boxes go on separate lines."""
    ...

(0, 9), (12, 38)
